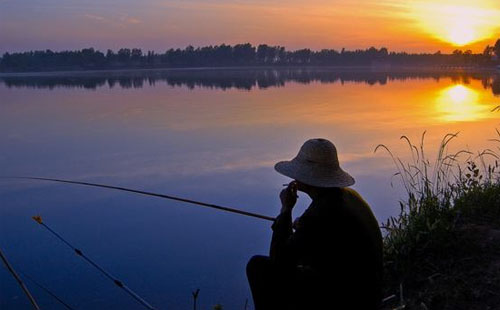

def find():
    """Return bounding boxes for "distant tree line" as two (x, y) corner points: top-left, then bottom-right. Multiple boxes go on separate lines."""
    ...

(1, 40), (499, 73)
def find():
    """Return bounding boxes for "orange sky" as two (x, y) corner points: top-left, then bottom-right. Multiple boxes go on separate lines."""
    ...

(1, 0), (499, 53)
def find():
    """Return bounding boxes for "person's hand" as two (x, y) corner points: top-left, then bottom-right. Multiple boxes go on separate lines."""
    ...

(280, 181), (298, 212)
(292, 217), (301, 230)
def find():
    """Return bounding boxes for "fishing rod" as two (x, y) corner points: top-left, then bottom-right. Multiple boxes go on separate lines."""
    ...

(6, 176), (276, 222)
(0, 252), (73, 310)
(32, 216), (157, 310)
(0, 247), (40, 310)
(18, 270), (75, 310)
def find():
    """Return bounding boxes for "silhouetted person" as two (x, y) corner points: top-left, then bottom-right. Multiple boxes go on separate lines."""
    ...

(247, 138), (383, 309)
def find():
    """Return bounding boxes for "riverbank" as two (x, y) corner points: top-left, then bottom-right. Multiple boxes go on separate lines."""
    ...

(0, 65), (499, 77)
(382, 195), (500, 309)
(379, 135), (500, 310)
(2, 44), (498, 74)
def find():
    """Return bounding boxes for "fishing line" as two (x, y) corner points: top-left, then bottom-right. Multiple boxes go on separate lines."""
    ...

(31, 216), (157, 310)
(6, 176), (275, 222)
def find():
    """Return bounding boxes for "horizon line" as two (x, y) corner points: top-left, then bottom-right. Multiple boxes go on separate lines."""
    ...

(2, 42), (498, 56)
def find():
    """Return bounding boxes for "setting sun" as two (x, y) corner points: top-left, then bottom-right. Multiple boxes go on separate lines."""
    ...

(406, 1), (500, 46)
(448, 24), (476, 46)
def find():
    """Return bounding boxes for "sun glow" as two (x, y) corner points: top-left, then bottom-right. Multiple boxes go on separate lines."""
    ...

(435, 84), (490, 122)
(407, 1), (500, 46)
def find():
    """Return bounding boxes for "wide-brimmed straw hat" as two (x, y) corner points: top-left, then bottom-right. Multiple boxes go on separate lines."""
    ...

(275, 138), (355, 188)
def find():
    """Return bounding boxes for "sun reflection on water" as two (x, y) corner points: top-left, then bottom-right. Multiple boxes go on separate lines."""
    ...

(435, 84), (490, 122)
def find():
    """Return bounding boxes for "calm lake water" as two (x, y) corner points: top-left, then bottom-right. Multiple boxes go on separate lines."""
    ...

(1, 68), (499, 309)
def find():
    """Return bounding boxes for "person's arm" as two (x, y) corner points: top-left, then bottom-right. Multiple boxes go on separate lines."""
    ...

(270, 207), (293, 260)
(269, 182), (305, 266)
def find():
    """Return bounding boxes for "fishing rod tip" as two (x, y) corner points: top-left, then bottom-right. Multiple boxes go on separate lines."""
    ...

(32, 215), (43, 224)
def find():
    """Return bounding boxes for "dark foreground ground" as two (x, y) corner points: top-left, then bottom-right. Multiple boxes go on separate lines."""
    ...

(381, 169), (500, 310)
(383, 223), (500, 310)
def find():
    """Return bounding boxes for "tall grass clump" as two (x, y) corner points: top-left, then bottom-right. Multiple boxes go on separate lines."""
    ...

(453, 146), (500, 226)
(376, 131), (500, 285)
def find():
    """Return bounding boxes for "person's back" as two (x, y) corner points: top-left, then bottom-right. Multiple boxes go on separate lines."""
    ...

(247, 138), (383, 310)
(323, 188), (383, 308)
(276, 187), (382, 309)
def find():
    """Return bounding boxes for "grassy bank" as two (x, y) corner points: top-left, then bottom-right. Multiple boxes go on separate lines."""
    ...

(378, 132), (500, 310)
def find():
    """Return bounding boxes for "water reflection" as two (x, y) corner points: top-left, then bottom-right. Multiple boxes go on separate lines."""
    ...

(1, 69), (500, 310)
(435, 84), (489, 122)
(1, 68), (499, 96)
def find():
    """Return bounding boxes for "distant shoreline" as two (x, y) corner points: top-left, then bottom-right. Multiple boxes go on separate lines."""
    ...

(0, 65), (498, 77)
(2, 44), (499, 75)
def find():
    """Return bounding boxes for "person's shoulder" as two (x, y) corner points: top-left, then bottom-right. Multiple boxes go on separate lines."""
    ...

(340, 187), (377, 219)
(342, 188), (383, 246)
(341, 187), (368, 205)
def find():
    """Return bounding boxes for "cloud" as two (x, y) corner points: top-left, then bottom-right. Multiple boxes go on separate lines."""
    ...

(119, 14), (142, 25)
(83, 13), (142, 28)
(126, 17), (142, 25)
(84, 14), (106, 22)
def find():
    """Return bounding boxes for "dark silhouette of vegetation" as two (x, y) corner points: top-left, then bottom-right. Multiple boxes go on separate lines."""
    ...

(494, 39), (500, 59)
(1, 69), (499, 97)
(1, 42), (499, 73)
(378, 132), (500, 309)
